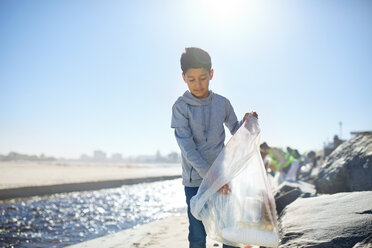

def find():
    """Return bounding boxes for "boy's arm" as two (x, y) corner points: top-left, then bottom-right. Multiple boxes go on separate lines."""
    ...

(171, 103), (210, 178)
(174, 127), (210, 178)
(224, 100), (243, 135)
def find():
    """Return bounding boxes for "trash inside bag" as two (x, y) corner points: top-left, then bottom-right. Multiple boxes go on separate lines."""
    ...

(190, 116), (279, 247)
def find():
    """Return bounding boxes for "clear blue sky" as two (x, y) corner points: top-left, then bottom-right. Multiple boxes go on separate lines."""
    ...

(1, 0), (371, 159)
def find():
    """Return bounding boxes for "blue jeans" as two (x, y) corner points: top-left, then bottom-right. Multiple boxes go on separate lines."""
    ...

(185, 186), (238, 248)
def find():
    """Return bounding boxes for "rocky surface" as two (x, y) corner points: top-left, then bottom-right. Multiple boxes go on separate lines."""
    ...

(315, 134), (372, 194)
(279, 191), (372, 248)
(352, 234), (372, 247)
(274, 180), (316, 215)
(275, 188), (302, 215)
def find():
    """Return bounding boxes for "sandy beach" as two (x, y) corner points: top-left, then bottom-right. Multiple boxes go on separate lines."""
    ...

(67, 213), (225, 248)
(67, 214), (261, 248)
(0, 161), (181, 190)
(0, 161), (181, 200)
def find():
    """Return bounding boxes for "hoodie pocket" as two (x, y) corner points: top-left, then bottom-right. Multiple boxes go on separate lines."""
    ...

(189, 167), (202, 182)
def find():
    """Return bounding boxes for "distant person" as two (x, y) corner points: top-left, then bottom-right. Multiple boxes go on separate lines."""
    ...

(287, 147), (302, 163)
(260, 142), (299, 184)
(260, 142), (272, 173)
(333, 135), (343, 150)
(297, 150), (318, 179)
(171, 47), (257, 248)
(306, 151), (317, 167)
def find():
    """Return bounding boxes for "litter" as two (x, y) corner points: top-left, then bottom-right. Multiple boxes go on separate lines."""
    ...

(190, 115), (279, 247)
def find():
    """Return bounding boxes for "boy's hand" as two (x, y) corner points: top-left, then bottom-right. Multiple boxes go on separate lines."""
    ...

(243, 111), (258, 121)
(218, 183), (231, 195)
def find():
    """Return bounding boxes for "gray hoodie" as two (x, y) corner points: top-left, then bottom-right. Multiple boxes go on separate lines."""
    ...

(171, 90), (243, 187)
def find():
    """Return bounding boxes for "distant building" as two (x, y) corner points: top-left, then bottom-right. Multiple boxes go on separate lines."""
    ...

(350, 131), (372, 136)
(167, 152), (181, 163)
(333, 135), (344, 150)
(75, 150), (181, 163)
(93, 150), (107, 161)
(156, 150), (162, 161)
(111, 153), (123, 162)
(323, 134), (346, 157)
(80, 154), (90, 161)
(0, 152), (55, 161)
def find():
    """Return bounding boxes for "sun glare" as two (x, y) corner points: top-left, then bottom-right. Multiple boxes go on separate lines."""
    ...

(200, 0), (246, 23)
(193, 0), (270, 45)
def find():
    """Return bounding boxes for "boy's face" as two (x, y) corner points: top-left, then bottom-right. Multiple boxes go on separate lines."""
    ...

(182, 68), (213, 99)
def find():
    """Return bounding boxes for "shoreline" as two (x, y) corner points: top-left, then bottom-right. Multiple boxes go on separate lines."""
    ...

(0, 175), (181, 201)
(0, 161), (181, 200)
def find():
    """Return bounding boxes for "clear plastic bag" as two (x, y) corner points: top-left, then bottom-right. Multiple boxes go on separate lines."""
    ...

(190, 116), (279, 247)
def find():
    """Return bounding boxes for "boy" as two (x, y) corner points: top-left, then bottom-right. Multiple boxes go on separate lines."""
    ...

(171, 47), (257, 248)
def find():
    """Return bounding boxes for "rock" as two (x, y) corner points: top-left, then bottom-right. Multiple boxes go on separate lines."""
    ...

(315, 134), (372, 194)
(274, 180), (316, 198)
(279, 191), (372, 248)
(275, 188), (302, 215)
(352, 234), (372, 247)
(273, 180), (316, 215)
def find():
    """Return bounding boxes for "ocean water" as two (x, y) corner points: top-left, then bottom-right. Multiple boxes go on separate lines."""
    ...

(0, 178), (186, 248)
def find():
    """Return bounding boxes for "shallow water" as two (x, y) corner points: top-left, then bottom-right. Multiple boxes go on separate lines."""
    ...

(0, 178), (186, 247)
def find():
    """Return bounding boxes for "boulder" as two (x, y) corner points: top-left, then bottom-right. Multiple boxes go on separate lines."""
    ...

(274, 180), (316, 215)
(352, 234), (372, 247)
(315, 134), (372, 194)
(279, 191), (372, 248)
(274, 180), (316, 198)
(275, 188), (302, 215)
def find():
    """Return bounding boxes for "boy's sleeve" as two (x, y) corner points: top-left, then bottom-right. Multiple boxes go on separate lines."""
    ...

(171, 103), (210, 178)
(224, 100), (243, 135)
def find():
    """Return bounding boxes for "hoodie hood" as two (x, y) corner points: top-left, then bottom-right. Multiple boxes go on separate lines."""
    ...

(181, 90), (214, 106)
